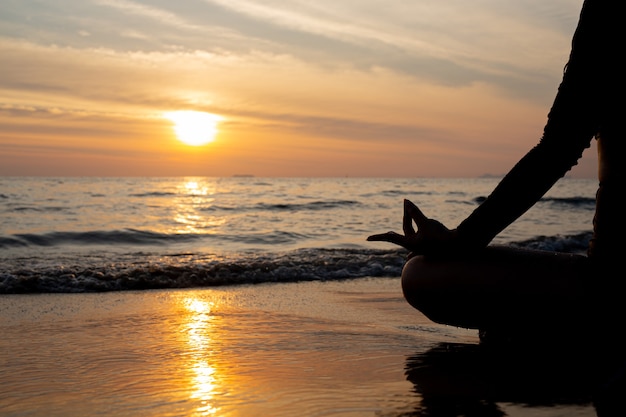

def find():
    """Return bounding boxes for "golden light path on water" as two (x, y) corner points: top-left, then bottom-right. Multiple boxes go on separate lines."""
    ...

(0, 281), (597, 416)
(182, 297), (220, 416)
(172, 180), (226, 234)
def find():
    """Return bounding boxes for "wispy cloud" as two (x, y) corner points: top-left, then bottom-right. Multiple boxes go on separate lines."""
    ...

(94, 0), (202, 31)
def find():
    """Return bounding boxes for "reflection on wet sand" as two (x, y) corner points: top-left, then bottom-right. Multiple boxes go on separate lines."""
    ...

(405, 341), (626, 417)
(182, 297), (221, 416)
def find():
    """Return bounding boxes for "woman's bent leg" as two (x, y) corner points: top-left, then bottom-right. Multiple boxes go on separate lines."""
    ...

(401, 245), (589, 333)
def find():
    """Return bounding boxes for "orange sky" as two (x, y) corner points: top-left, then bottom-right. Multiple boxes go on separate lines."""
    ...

(0, 0), (596, 178)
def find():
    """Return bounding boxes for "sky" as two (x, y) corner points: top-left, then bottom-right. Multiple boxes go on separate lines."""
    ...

(0, 0), (596, 178)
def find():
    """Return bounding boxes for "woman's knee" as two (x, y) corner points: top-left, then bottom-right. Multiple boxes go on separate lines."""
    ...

(401, 256), (451, 316)
(401, 255), (504, 329)
(401, 255), (461, 294)
(401, 256), (431, 295)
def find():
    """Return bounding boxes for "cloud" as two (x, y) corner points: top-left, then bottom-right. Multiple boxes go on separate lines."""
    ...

(2, 0), (582, 100)
(94, 0), (202, 31)
(0, 0), (595, 177)
(199, 0), (580, 100)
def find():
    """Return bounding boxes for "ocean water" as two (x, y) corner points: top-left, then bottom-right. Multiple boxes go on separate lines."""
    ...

(0, 176), (597, 293)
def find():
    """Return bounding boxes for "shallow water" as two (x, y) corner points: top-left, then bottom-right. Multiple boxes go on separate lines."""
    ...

(0, 177), (596, 293)
(0, 177), (597, 251)
(0, 279), (600, 417)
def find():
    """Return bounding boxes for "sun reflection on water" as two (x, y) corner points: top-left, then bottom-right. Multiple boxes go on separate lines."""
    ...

(173, 179), (226, 234)
(183, 297), (221, 416)
(183, 180), (207, 196)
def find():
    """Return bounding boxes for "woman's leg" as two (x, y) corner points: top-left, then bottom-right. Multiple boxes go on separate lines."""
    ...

(401, 245), (589, 332)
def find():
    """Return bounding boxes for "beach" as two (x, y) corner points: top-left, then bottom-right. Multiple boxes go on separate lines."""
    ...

(0, 177), (607, 416)
(0, 277), (601, 417)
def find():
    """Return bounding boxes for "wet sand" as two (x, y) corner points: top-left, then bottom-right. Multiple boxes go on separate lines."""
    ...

(0, 278), (602, 416)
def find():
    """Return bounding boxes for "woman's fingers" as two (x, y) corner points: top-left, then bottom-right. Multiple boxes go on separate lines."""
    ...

(404, 199), (429, 226)
(366, 231), (406, 245)
(403, 203), (416, 235)
(366, 200), (431, 251)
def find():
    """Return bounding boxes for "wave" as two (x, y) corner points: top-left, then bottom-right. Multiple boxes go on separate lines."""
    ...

(473, 195), (595, 208)
(542, 196), (596, 207)
(0, 249), (406, 294)
(128, 191), (177, 197)
(0, 229), (317, 248)
(7, 206), (70, 213)
(509, 231), (591, 253)
(199, 200), (361, 212)
(254, 200), (360, 211)
(0, 232), (591, 294)
(0, 229), (201, 247)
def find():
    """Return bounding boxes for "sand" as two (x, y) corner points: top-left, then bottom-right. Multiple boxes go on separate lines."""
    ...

(0, 278), (602, 416)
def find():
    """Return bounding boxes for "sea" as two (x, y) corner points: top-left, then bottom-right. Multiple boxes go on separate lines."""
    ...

(0, 176), (597, 294)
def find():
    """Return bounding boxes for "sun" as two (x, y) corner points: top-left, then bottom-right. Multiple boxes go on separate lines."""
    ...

(165, 111), (222, 146)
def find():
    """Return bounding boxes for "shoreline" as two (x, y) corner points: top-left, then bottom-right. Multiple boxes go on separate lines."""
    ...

(0, 278), (601, 417)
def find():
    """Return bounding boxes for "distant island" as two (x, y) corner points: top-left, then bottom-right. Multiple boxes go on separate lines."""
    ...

(232, 174), (255, 178)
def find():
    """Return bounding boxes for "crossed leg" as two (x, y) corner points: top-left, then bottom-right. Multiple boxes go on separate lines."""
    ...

(401, 246), (590, 338)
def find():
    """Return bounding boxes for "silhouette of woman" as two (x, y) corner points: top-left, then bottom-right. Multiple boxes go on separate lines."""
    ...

(369, 1), (624, 412)
(368, 0), (624, 341)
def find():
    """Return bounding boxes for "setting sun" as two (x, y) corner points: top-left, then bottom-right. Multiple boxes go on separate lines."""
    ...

(165, 111), (223, 146)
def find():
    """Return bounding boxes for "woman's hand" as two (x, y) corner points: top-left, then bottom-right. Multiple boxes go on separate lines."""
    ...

(367, 199), (458, 258)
